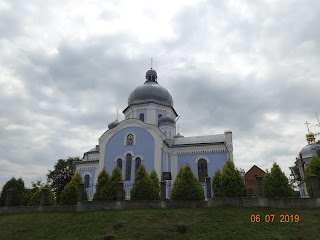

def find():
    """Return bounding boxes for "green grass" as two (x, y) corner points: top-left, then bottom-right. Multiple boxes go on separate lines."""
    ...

(0, 207), (320, 240)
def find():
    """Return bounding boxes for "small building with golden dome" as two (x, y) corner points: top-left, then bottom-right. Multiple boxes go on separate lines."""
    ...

(294, 130), (320, 197)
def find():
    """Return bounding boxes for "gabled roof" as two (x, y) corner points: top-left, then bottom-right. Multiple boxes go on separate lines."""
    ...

(172, 134), (225, 146)
(245, 165), (266, 175)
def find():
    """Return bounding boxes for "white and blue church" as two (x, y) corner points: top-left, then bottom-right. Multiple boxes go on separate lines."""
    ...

(75, 68), (233, 199)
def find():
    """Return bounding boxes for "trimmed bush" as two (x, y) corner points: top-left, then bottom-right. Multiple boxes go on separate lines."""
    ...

(304, 156), (320, 197)
(263, 162), (292, 197)
(130, 165), (153, 200)
(171, 164), (204, 200)
(150, 170), (160, 200)
(212, 169), (223, 197)
(93, 168), (109, 200)
(220, 160), (246, 197)
(107, 166), (125, 200)
(60, 172), (88, 205)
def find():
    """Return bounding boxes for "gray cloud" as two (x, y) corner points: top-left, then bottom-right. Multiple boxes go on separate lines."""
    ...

(1, 0), (320, 189)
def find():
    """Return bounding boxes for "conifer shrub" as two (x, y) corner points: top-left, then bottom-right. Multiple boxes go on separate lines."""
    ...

(93, 168), (109, 200)
(107, 166), (125, 200)
(171, 164), (204, 200)
(263, 162), (292, 197)
(60, 172), (88, 205)
(219, 160), (246, 197)
(212, 169), (223, 197)
(150, 170), (160, 200)
(130, 165), (153, 200)
(303, 156), (320, 197)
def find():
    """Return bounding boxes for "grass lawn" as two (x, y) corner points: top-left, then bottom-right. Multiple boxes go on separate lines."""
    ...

(0, 207), (319, 240)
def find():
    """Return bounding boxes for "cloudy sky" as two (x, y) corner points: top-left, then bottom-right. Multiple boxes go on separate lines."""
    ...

(1, 0), (320, 189)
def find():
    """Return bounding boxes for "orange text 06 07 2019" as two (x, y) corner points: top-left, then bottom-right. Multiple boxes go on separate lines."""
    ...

(250, 214), (300, 223)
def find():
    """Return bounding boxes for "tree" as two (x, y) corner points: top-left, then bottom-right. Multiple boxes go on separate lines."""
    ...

(263, 163), (292, 197)
(219, 160), (246, 197)
(171, 164), (204, 200)
(47, 157), (80, 204)
(0, 177), (26, 206)
(29, 184), (55, 206)
(130, 165), (153, 200)
(150, 170), (160, 200)
(212, 169), (223, 197)
(305, 156), (320, 197)
(107, 166), (125, 200)
(93, 168), (110, 200)
(60, 172), (88, 205)
(23, 179), (45, 206)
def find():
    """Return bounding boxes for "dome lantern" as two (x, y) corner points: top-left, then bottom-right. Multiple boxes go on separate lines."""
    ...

(306, 131), (316, 145)
(145, 68), (158, 82)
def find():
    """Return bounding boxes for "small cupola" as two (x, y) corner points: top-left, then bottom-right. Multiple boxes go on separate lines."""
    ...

(306, 131), (316, 145)
(108, 119), (119, 130)
(145, 68), (158, 82)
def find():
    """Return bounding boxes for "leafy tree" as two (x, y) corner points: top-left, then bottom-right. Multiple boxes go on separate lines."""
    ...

(107, 166), (125, 200)
(47, 157), (80, 204)
(130, 165), (153, 200)
(93, 168), (110, 200)
(263, 163), (292, 197)
(305, 156), (320, 197)
(150, 170), (160, 200)
(212, 169), (223, 197)
(0, 177), (26, 206)
(171, 164), (204, 200)
(219, 160), (246, 197)
(29, 184), (55, 206)
(60, 172), (88, 205)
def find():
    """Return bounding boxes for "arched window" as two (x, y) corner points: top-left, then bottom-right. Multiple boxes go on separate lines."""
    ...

(135, 157), (141, 174)
(158, 114), (162, 126)
(117, 158), (122, 170)
(198, 159), (208, 182)
(139, 113), (144, 122)
(84, 175), (90, 188)
(126, 134), (134, 146)
(125, 154), (132, 181)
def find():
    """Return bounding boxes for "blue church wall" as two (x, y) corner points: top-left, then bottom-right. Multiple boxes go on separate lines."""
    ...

(79, 168), (96, 199)
(177, 152), (228, 179)
(104, 127), (155, 184)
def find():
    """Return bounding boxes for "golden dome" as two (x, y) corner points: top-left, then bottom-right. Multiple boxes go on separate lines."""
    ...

(306, 131), (315, 138)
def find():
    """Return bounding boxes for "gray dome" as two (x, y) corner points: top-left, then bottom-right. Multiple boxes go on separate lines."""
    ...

(300, 144), (320, 159)
(159, 115), (175, 126)
(108, 119), (119, 130)
(128, 81), (173, 107)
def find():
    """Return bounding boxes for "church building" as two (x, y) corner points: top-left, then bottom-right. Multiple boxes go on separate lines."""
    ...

(75, 68), (233, 199)
(294, 129), (320, 197)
